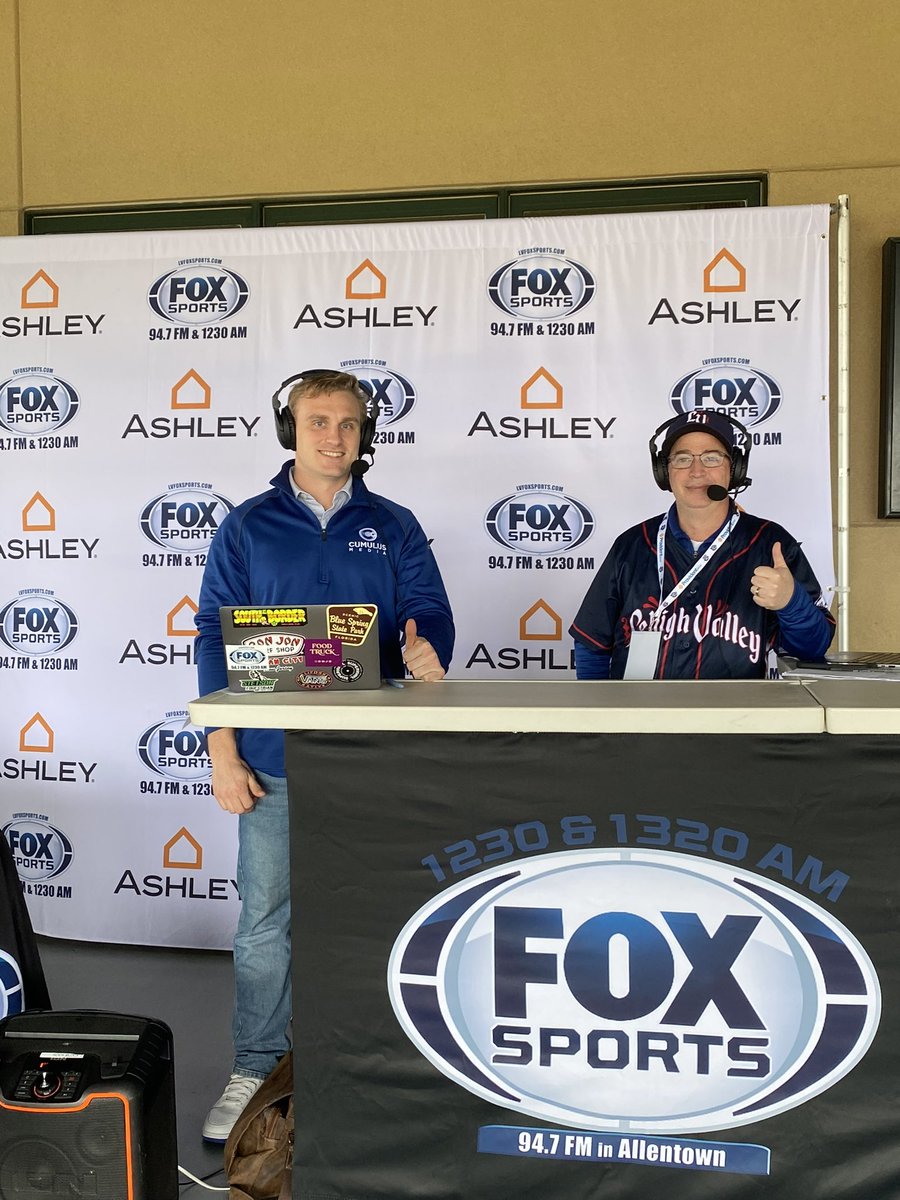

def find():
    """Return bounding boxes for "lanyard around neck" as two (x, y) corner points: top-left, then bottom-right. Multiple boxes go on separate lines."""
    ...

(654, 508), (740, 622)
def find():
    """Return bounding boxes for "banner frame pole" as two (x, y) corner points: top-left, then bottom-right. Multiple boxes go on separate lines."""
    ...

(836, 194), (850, 650)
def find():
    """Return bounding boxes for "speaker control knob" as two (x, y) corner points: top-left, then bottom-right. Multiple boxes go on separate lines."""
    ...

(33, 1069), (62, 1098)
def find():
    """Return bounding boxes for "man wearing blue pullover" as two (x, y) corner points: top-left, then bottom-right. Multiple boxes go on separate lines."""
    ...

(195, 369), (454, 1140)
(570, 410), (834, 680)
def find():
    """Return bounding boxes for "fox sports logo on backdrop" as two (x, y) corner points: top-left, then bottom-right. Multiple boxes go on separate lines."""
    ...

(148, 260), (249, 325)
(0, 591), (78, 657)
(0, 951), (25, 1019)
(485, 487), (594, 555)
(388, 849), (880, 1135)
(140, 485), (234, 551)
(3, 817), (74, 882)
(488, 252), (595, 321)
(670, 362), (782, 428)
(352, 367), (417, 427)
(0, 370), (80, 435)
(137, 711), (210, 781)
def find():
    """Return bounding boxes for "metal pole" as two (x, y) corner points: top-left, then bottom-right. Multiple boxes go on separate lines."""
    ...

(836, 195), (850, 649)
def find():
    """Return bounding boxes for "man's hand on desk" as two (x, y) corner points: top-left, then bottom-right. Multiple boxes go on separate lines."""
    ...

(402, 618), (445, 681)
(208, 728), (266, 814)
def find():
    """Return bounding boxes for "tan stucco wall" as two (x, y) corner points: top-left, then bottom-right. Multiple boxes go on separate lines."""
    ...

(8, 1), (900, 204)
(3, 0), (900, 647)
(0, 0), (20, 226)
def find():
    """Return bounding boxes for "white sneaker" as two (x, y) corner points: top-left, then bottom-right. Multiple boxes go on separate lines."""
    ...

(202, 1073), (264, 1143)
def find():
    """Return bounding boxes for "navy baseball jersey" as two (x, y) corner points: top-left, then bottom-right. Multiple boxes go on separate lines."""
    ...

(570, 507), (834, 680)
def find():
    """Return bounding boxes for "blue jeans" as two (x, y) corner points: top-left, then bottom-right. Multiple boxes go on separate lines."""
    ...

(232, 770), (291, 1079)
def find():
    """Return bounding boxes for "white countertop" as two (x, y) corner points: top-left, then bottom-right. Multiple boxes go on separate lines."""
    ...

(798, 678), (900, 734)
(189, 679), (826, 735)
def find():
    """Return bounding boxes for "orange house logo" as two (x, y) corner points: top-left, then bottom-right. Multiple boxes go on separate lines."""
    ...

(346, 259), (387, 301)
(20, 713), (54, 753)
(521, 368), (563, 410)
(168, 597), (198, 637)
(163, 827), (203, 870)
(171, 369), (211, 409)
(520, 600), (563, 642)
(21, 270), (59, 309)
(22, 492), (55, 531)
(703, 249), (746, 294)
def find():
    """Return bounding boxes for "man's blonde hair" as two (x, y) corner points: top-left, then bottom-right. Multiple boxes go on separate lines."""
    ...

(287, 370), (369, 423)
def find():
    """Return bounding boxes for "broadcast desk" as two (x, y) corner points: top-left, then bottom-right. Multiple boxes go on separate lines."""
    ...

(189, 680), (900, 1200)
(189, 677), (826, 734)
(799, 677), (900, 733)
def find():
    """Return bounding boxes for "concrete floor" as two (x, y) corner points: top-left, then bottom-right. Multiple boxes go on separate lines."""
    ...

(36, 934), (236, 1197)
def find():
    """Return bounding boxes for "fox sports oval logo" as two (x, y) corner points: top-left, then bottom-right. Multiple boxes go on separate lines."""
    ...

(147, 263), (250, 326)
(0, 371), (80, 436)
(354, 368), (417, 427)
(228, 647), (267, 667)
(0, 951), (25, 1019)
(3, 818), (74, 882)
(485, 489), (594, 555)
(0, 591), (79, 657)
(137, 712), (210, 781)
(388, 849), (880, 1135)
(670, 363), (782, 428)
(488, 253), (595, 321)
(140, 486), (234, 551)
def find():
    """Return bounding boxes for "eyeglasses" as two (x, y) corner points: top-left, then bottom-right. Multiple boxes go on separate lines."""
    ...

(668, 450), (729, 469)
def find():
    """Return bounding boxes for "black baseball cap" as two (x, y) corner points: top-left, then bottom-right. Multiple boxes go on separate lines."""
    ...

(661, 410), (736, 458)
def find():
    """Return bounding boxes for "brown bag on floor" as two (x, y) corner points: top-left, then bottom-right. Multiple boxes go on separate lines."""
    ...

(224, 1052), (294, 1200)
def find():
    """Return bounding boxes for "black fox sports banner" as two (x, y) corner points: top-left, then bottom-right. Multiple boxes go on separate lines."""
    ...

(287, 731), (898, 1200)
(0, 833), (49, 1017)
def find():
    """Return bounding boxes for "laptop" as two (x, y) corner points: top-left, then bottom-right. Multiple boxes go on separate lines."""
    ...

(219, 604), (382, 694)
(779, 651), (900, 680)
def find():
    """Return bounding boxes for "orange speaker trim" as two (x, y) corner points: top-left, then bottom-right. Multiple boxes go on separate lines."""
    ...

(0, 1092), (134, 1200)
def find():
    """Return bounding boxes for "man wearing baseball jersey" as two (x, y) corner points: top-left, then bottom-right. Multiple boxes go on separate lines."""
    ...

(570, 410), (834, 680)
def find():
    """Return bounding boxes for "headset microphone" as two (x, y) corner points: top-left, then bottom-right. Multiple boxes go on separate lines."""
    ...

(707, 477), (753, 502)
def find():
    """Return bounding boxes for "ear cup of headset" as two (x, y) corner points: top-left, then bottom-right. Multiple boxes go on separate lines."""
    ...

(272, 372), (308, 450)
(355, 380), (378, 462)
(273, 403), (296, 450)
(650, 444), (672, 491)
(728, 437), (750, 491)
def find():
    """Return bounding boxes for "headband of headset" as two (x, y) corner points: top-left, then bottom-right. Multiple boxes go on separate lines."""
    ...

(271, 369), (379, 476)
(648, 411), (751, 493)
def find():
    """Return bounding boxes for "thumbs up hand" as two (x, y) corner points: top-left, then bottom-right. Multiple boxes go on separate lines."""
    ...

(402, 618), (445, 681)
(750, 541), (795, 611)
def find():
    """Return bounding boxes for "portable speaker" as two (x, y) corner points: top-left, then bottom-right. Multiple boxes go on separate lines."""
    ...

(0, 1009), (177, 1200)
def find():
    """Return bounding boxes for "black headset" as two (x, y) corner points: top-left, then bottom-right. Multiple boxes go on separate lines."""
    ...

(271, 369), (380, 476)
(649, 411), (751, 493)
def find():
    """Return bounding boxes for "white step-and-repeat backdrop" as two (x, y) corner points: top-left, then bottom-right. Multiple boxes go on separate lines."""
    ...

(0, 204), (831, 948)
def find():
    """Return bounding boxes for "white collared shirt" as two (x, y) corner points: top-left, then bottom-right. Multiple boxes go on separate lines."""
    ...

(288, 472), (353, 529)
